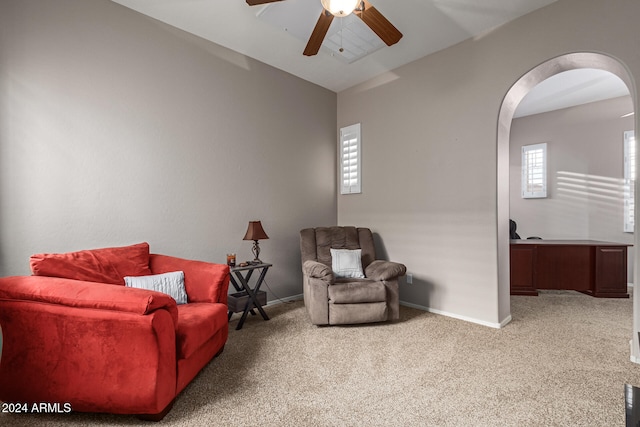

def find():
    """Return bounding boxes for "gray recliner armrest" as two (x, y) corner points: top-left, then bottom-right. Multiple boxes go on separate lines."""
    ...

(302, 260), (334, 283)
(365, 260), (407, 281)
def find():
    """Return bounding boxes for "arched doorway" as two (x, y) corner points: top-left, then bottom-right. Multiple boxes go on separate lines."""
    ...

(497, 52), (638, 358)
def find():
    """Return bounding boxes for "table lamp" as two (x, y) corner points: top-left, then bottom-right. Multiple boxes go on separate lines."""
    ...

(243, 221), (269, 263)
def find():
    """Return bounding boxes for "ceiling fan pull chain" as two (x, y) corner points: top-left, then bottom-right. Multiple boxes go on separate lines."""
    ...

(339, 18), (344, 53)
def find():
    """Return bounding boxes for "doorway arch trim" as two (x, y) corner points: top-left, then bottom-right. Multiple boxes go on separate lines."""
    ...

(496, 52), (637, 358)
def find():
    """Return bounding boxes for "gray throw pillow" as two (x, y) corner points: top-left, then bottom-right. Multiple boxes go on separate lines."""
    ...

(330, 248), (365, 279)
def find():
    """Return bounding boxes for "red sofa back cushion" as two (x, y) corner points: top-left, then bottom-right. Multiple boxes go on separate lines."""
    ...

(30, 242), (152, 285)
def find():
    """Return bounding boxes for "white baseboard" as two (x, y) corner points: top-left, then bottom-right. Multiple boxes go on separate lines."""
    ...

(400, 301), (512, 329)
(266, 293), (303, 306)
(631, 340), (640, 364)
(268, 295), (511, 328)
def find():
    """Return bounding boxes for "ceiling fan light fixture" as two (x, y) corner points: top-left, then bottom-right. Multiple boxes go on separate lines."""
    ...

(321, 0), (360, 17)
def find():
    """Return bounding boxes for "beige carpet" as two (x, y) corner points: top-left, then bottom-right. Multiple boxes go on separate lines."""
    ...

(2, 291), (640, 426)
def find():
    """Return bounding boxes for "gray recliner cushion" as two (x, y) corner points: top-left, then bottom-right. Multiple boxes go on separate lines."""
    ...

(328, 280), (386, 304)
(329, 302), (388, 325)
(301, 226), (376, 270)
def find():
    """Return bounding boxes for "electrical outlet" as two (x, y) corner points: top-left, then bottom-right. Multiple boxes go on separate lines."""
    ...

(406, 273), (413, 284)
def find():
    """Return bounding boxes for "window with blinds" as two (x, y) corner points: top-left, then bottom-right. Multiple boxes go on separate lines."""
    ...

(340, 123), (361, 194)
(624, 130), (635, 233)
(521, 143), (547, 198)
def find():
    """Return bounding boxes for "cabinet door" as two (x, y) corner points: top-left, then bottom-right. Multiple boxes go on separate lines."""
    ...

(594, 246), (629, 298)
(510, 245), (538, 295)
(536, 245), (592, 291)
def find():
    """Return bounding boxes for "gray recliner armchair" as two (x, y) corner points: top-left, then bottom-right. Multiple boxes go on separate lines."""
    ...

(300, 226), (406, 326)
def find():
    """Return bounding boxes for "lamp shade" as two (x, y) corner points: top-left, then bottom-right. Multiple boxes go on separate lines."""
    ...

(243, 221), (269, 241)
(321, 0), (360, 17)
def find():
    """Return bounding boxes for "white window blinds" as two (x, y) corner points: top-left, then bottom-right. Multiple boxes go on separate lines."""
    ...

(624, 130), (635, 233)
(521, 143), (547, 198)
(340, 123), (361, 194)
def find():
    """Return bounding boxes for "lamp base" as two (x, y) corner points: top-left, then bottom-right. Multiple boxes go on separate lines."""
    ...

(251, 241), (263, 264)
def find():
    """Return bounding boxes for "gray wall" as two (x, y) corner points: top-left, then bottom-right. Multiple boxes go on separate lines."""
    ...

(337, 0), (639, 326)
(3, 0), (640, 331)
(510, 95), (635, 279)
(0, 0), (337, 300)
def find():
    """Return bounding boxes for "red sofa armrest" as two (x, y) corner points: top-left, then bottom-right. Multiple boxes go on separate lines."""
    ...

(0, 303), (177, 415)
(0, 275), (178, 324)
(149, 254), (229, 304)
(0, 277), (178, 415)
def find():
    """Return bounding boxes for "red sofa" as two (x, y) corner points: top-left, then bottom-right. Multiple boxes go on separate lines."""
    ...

(0, 242), (229, 420)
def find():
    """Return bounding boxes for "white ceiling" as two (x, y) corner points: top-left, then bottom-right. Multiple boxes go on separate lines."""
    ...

(514, 68), (630, 118)
(110, 0), (631, 116)
(111, 0), (560, 92)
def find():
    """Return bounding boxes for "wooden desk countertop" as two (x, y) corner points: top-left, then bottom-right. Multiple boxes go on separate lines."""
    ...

(510, 239), (632, 247)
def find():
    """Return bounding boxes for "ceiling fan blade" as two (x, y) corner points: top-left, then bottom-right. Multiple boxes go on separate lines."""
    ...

(246, 0), (285, 5)
(355, 0), (402, 46)
(303, 10), (334, 56)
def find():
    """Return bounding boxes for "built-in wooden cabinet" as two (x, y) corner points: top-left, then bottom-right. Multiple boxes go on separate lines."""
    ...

(509, 244), (537, 296)
(510, 240), (630, 298)
(594, 246), (628, 297)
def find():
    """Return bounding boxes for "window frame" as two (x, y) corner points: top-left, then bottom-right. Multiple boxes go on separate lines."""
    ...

(624, 130), (635, 233)
(521, 142), (548, 199)
(339, 123), (362, 195)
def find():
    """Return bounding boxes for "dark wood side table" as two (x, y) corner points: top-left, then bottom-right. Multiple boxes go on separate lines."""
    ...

(227, 263), (271, 330)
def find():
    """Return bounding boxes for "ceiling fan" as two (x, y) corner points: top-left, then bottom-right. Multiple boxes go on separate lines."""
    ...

(245, 0), (403, 56)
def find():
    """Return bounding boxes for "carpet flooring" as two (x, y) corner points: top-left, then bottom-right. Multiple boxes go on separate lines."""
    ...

(2, 291), (639, 426)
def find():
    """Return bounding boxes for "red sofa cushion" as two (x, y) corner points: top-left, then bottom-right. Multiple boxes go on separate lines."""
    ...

(30, 242), (152, 285)
(175, 303), (228, 359)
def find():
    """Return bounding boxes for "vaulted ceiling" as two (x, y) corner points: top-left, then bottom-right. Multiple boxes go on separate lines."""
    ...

(111, 0), (560, 92)
(111, 0), (630, 115)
